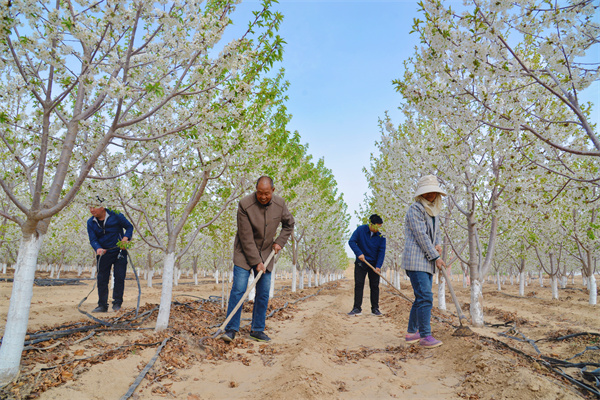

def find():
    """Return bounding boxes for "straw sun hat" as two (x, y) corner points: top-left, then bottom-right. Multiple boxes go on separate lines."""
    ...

(414, 175), (447, 199)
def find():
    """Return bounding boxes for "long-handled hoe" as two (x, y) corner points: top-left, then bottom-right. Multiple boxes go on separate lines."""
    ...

(363, 259), (473, 337)
(200, 250), (276, 345)
(362, 259), (413, 303)
(439, 266), (474, 337)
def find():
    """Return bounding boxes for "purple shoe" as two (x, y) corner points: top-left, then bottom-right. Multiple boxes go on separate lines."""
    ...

(405, 332), (420, 344)
(419, 335), (443, 348)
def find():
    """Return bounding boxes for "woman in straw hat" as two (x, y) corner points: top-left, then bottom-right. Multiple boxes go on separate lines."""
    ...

(402, 175), (447, 348)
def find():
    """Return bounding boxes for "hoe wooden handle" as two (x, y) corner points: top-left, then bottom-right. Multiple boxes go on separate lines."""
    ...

(361, 259), (413, 303)
(217, 250), (276, 333)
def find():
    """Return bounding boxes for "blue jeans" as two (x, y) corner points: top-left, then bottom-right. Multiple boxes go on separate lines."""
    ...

(406, 270), (433, 337)
(225, 265), (271, 332)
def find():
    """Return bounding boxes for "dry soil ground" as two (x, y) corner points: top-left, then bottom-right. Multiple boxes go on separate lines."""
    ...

(0, 267), (598, 400)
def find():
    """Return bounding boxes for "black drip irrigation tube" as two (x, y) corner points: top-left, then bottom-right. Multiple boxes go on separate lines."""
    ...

(120, 337), (170, 400)
(480, 335), (600, 398)
(492, 325), (600, 398)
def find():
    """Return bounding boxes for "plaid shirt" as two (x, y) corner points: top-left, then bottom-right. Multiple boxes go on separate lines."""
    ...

(401, 202), (441, 274)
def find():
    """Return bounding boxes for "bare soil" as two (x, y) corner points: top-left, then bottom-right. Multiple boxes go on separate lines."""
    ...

(0, 268), (598, 400)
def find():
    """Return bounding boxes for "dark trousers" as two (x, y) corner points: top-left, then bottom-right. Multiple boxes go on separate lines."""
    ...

(353, 260), (380, 311)
(96, 248), (127, 308)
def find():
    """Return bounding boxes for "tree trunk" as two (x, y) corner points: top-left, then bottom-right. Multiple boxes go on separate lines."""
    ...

(155, 253), (176, 332)
(551, 276), (559, 300)
(292, 265), (297, 292)
(438, 274), (447, 311)
(269, 266), (276, 299)
(147, 270), (153, 288)
(589, 274), (597, 305)
(248, 273), (256, 301)
(519, 271), (525, 297)
(470, 278), (484, 327)
(496, 271), (501, 291)
(0, 234), (45, 386)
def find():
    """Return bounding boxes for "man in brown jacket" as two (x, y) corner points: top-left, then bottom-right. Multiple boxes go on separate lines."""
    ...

(221, 176), (295, 342)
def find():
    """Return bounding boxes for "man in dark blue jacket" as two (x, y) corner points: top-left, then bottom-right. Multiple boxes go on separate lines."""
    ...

(87, 203), (134, 313)
(348, 214), (386, 316)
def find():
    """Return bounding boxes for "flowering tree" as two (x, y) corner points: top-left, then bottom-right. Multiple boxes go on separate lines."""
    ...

(398, 0), (599, 175)
(391, 0), (599, 326)
(0, 0), (284, 385)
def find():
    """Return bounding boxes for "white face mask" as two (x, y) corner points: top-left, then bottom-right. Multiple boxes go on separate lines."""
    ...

(417, 195), (443, 217)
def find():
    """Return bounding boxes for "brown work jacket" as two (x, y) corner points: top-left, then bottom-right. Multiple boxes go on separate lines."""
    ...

(233, 193), (295, 271)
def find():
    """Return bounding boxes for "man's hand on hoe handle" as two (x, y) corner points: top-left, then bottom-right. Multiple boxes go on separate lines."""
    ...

(258, 244), (282, 273)
(360, 254), (380, 273)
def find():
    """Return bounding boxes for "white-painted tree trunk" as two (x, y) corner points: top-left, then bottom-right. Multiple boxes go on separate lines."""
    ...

(292, 265), (297, 292)
(110, 273), (115, 290)
(221, 274), (226, 309)
(308, 270), (312, 288)
(269, 269), (276, 299)
(155, 253), (176, 331)
(194, 272), (198, 285)
(462, 274), (467, 288)
(589, 274), (597, 305)
(0, 234), (44, 386)
(519, 271), (525, 296)
(248, 273), (256, 301)
(2, 263), (6, 274)
(551, 276), (559, 300)
(470, 279), (484, 327)
(173, 267), (179, 286)
(214, 269), (219, 284)
(437, 274), (447, 311)
(300, 269), (305, 290)
(560, 276), (567, 289)
(539, 271), (544, 287)
(496, 271), (501, 291)
(147, 270), (153, 288)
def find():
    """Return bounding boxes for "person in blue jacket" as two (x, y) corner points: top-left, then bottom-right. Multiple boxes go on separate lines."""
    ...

(87, 200), (133, 313)
(348, 214), (386, 316)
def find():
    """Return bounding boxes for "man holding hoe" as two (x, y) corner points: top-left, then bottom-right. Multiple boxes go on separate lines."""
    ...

(348, 214), (387, 317)
(87, 199), (133, 313)
(221, 176), (295, 342)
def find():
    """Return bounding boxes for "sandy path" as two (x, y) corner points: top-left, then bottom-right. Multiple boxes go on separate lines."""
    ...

(128, 281), (463, 400)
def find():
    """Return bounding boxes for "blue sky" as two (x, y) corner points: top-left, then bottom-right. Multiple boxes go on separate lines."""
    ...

(230, 0), (424, 234)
